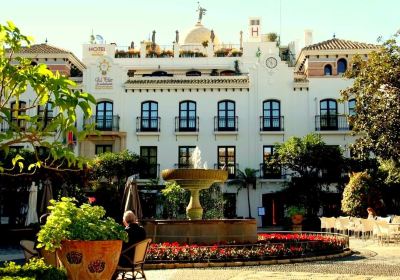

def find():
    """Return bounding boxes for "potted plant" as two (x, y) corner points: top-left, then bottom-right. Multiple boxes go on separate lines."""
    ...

(287, 205), (306, 225)
(37, 197), (128, 280)
(266, 32), (278, 42)
(160, 49), (173, 57)
(230, 49), (243, 57)
(214, 48), (230, 57)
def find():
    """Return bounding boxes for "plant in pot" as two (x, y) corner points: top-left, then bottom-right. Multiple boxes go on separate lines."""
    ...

(37, 197), (128, 280)
(287, 205), (306, 225)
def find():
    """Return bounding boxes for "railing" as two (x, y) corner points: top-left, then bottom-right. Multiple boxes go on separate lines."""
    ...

(259, 116), (284, 131)
(214, 116), (238, 132)
(136, 117), (161, 132)
(259, 163), (285, 179)
(315, 115), (349, 131)
(173, 163), (193, 169)
(175, 116), (199, 132)
(214, 163), (238, 179)
(139, 164), (160, 179)
(84, 115), (120, 131)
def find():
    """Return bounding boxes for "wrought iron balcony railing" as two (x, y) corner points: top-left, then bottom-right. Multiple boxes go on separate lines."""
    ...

(84, 115), (120, 131)
(315, 115), (349, 131)
(214, 163), (239, 179)
(259, 116), (284, 131)
(259, 163), (285, 179)
(136, 117), (161, 132)
(214, 116), (238, 132)
(175, 116), (199, 132)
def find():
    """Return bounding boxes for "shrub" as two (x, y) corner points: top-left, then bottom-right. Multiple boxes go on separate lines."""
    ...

(341, 172), (372, 217)
(0, 258), (66, 280)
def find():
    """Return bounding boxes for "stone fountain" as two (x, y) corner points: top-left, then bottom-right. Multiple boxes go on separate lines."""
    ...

(143, 147), (257, 244)
(161, 147), (227, 220)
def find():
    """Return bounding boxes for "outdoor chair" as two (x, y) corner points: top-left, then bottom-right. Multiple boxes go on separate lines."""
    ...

(324, 217), (336, 233)
(334, 217), (350, 235)
(114, 238), (152, 280)
(20, 240), (39, 262)
(360, 219), (375, 240)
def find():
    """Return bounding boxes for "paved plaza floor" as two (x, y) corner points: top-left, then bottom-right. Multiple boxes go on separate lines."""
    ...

(1, 238), (400, 279)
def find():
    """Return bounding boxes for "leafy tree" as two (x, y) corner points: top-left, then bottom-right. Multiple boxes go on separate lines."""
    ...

(272, 133), (346, 214)
(0, 21), (95, 174)
(228, 168), (258, 218)
(341, 33), (400, 160)
(200, 184), (225, 219)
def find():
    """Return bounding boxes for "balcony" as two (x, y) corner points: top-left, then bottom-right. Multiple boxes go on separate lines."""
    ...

(315, 115), (349, 131)
(84, 115), (120, 131)
(214, 116), (238, 132)
(173, 163), (193, 169)
(136, 117), (161, 132)
(175, 116), (199, 132)
(139, 163), (160, 179)
(259, 116), (284, 132)
(214, 163), (238, 179)
(259, 163), (285, 180)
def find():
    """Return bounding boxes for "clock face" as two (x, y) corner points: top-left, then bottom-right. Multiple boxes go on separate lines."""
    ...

(265, 57), (277, 69)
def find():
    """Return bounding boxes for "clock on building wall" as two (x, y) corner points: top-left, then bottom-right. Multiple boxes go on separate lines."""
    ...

(265, 57), (277, 69)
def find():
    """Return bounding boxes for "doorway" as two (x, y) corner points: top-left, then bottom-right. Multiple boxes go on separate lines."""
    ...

(262, 193), (285, 227)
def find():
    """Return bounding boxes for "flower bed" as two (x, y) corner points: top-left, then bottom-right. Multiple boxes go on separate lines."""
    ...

(146, 232), (348, 263)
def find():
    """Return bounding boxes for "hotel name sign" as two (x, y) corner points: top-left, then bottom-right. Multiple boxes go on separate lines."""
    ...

(89, 46), (106, 56)
(95, 58), (113, 89)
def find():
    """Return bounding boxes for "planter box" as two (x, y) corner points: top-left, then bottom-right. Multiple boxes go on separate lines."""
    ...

(57, 240), (122, 280)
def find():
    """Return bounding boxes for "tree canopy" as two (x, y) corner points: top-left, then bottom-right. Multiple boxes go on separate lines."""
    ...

(0, 21), (95, 174)
(341, 33), (400, 161)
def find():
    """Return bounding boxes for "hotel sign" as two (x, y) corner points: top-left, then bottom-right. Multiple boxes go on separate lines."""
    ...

(95, 58), (113, 89)
(89, 46), (106, 56)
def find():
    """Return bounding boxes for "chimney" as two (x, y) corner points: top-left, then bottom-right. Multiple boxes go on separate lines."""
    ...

(304, 29), (313, 47)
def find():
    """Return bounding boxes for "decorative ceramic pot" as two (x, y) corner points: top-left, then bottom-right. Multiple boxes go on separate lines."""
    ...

(291, 214), (304, 225)
(57, 240), (122, 280)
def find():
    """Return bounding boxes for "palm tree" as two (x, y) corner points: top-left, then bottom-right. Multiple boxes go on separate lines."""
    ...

(228, 168), (258, 218)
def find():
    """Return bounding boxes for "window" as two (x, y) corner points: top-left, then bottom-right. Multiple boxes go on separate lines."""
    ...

(178, 101), (197, 131)
(262, 146), (281, 179)
(348, 99), (356, 116)
(218, 146), (236, 179)
(337, 58), (347, 74)
(217, 100), (236, 131)
(11, 101), (26, 129)
(141, 101), (159, 131)
(319, 99), (338, 130)
(178, 146), (195, 168)
(262, 100), (281, 131)
(96, 101), (113, 130)
(37, 103), (54, 128)
(324, 64), (332, 76)
(140, 146), (158, 179)
(95, 144), (112, 154)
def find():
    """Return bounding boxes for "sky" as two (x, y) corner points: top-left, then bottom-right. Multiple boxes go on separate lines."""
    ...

(1, 0), (399, 59)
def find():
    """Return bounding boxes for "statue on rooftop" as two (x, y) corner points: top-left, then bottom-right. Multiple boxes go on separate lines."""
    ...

(175, 30), (179, 44)
(197, 2), (206, 23)
(210, 29), (215, 44)
(152, 30), (156, 45)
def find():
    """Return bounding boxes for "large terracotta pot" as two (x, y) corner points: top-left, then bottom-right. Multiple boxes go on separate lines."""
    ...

(291, 214), (304, 225)
(57, 240), (122, 280)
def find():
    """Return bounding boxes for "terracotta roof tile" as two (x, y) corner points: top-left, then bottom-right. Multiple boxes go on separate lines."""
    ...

(17, 43), (71, 54)
(303, 38), (378, 51)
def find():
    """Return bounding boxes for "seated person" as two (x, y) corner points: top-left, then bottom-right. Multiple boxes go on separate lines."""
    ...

(367, 207), (377, 220)
(118, 211), (146, 267)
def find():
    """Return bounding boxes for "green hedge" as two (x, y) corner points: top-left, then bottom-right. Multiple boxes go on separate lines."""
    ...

(0, 258), (66, 280)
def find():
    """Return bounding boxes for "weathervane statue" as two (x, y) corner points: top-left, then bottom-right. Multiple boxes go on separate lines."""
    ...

(197, 2), (206, 24)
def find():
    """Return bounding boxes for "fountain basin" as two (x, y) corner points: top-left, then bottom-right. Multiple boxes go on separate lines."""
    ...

(161, 169), (228, 220)
(142, 219), (257, 245)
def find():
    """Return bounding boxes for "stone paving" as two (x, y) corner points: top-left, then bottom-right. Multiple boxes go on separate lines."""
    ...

(2, 238), (400, 279)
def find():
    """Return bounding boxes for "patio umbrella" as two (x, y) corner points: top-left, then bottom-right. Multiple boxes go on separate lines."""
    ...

(40, 178), (53, 215)
(25, 181), (39, 226)
(122, 175), (143, 220)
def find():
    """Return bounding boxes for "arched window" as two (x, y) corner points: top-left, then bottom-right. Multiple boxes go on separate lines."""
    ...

(178, 101), (197, 131)
(337, 58), (347, 74)
(319, 99), (338, 130)
(141, 101), (158, 131)
(217, 100), (236, 131)
(324, 64), (332, 76)
(96, 101), (113, 130)
(10, 101), (26, 129)
(186, 70), (201, 76)
(262, 100), (281, 131)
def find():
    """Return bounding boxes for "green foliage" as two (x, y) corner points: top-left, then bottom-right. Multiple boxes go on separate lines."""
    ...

(161, 182), (188, 218)
(0, 21), (95, 174)
(286, 205), (306, 217)
(0, 258), (66, 280)
(37, 197), (128, 251)
(378, 158), (400, 185)
(273, 133), (346, 213)
(200, 184), (225, 219)
(341, 172), (375, 217)
(266, 32), (278, 42)
(341, 34), (400, 161)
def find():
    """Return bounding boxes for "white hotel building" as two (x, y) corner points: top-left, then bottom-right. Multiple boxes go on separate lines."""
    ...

(12, 16), (378, 227)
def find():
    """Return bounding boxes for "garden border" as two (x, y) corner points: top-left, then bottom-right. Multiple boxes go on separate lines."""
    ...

(144, 248), (353, 269)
